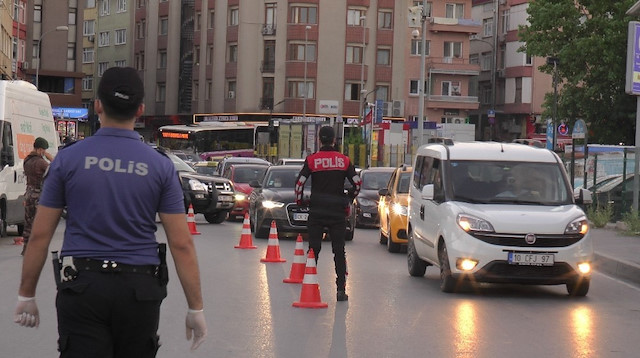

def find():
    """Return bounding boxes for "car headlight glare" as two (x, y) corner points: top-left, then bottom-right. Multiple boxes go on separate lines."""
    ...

(577, 262), (591, 274)
(457, 214), (494, 233)
(357, 198), (376, 207)
(262, 200), (285, 209)
(565, 217), (589, 235)
(188, 179), (207, 191)
(392, 203), (408, 216)
(456, 258), (479, 271)
(234, 193), (246, 201)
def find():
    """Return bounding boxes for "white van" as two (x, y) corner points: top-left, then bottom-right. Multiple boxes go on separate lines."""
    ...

(0, 81), (59, 237)
(407, 141), (593, 296)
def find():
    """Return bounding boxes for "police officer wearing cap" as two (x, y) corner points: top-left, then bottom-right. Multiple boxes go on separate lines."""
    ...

(14, 67), (207, 356)
(295, 126), (361, 301)
(22, 137), (53, 256)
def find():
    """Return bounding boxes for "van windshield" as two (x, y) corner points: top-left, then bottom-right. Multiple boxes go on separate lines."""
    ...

(450, 161), (571, 205)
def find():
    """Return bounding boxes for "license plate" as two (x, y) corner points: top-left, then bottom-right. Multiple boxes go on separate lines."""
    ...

(219, 196), (233, 202)
(508, 252), (554, 266)
(293, 213), (309, 221)
(363, 213), (372, 218)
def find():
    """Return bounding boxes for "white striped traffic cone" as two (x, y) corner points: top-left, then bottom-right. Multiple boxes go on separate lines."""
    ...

(293, 248), (328, 308)
(283, 234), (306, 283)
(260, 221), (286, 262)
(235, 213), (257, 249)
(187, 204), (201, 235)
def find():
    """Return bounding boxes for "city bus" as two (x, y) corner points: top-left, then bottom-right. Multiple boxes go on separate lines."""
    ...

(157, 121), (267, 160)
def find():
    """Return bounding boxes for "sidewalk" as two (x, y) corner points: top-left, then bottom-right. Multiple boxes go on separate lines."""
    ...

(591, 225), (640, 287)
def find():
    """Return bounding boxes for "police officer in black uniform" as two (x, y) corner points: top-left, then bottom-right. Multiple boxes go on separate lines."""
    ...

(295, 126), (361, 301)
(14, 67), (207, 357)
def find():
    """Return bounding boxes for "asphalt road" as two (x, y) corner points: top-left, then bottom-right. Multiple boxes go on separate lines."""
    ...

(1, 218), (639, 357)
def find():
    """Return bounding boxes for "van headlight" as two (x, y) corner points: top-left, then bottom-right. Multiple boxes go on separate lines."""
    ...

(457, 214), (494, 233)
(262, 200), (285, 209)
(188, 179), (207, 192)
(392, 203), (408, 216)
(565, 217), (589, 235)
(357, 198), (376, 207)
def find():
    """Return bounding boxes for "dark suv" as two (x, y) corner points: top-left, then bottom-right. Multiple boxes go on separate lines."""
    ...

(162, 149), (235, 223)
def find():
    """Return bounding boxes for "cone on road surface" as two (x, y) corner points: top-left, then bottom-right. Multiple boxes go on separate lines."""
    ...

(187, 204), (201, 235)
(283, 234), (306, 283)
(13, 237), (23, 245)
(235, 213), (257, 249)
(293, 248), (328, 308)
(260, 221), (286, 263)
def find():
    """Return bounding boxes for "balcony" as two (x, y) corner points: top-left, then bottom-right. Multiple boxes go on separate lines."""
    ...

(261, 60), (275, 73)
(262, 24), (276, 36)
(428, 57), (480, 76)
(429, 17), (481, 34)
(427, 95), (479, 111)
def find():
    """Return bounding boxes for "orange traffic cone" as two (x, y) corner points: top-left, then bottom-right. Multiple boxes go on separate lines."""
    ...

(293, 248), (328, 308)
(13, 237), (23, 245)
(187, 204), (201, 235)
(283, 234), (306, 283)
(260, 221), (286, 263)
(235, 213), (257, 249)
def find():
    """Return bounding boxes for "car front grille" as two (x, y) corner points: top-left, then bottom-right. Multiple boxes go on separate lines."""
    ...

(470, 232), (584, 248)
(476, 261), (576, 282)
(286, 204), (309, 227)
(212, 182), (233, 194)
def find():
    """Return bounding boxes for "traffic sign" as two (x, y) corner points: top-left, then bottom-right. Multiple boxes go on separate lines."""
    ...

(572, 119), (586, 139)
(558, 123), (569, 136)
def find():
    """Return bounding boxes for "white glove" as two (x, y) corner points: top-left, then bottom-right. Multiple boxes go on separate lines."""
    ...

(14, 296), (40, 328)
(185, 309), (207, 351)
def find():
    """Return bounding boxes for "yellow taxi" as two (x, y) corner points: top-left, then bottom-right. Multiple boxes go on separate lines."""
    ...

(378, 165), (412, 253)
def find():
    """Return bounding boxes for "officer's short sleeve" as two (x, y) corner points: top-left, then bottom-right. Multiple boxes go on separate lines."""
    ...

(157, 161), (186, 214)
(38, 156), (65, 209)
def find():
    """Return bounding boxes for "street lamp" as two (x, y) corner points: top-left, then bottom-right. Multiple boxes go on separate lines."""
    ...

(36, 25), (68, 89)
(303, 25), (311, 121)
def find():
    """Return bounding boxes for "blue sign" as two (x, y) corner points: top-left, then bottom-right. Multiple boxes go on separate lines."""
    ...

(572, 119), (586, 139)
(558, 123), (569, 136)
(546, 120), (554, 150)
(375, 99), (384, 123)
(52, 107), (89, 120)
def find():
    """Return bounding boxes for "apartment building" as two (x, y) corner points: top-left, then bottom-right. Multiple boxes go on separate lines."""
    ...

(1, 1), (13, 79)
(470, 0), (552, 141)
(129, 0), (480, 140)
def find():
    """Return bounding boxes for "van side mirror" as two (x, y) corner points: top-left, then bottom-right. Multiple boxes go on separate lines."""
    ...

(421, 184), (434, 200)
(378, 188), (389, 196)
(1, 146), (14, 167)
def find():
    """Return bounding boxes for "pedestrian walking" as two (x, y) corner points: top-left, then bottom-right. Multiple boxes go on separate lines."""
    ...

(22, 137), (53, 256)
(14, 66), (207, 356)
(295, 126), (361, 301)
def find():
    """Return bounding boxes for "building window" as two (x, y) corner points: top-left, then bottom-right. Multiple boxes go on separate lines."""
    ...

(135, 51), (145, 70)
(470, 54), (479, 65)
(228, 44), (238, 63)
(377, 48), (391, 66)
(290, 80), (314, 99)
(481, 52), (492, 71)
(83, 20), (95, 36)
(115, 60), (126, 67)
(67, 44), (76, 60)
(442, 81), (461, 96)
(98, 31), (110, 47)
(445, 3), (464, 19)
(229, 7), (239, 26)
(501, 9), (510, 34)
(411, 39), (430, 56)
(82, 47), (94, 63)
(347, 9), (365, 26)
(115, 29), (126, 45)
(158, 50), (167, 68)
(136, 20), (146, 39)
(98, 62), (109, 76)
(483, 18), (493, 37)
(515, 77), (522, 103)
(86, 0), (96, 8)
(100, 0), (110, 16)
(34, 5), (41, 22)
(194, 46), (200, 63)
(82, 76), (93, 91)
(265, 3), (276, 26)
(289, 43), (315, 61)
(410, 80), (419, 95)
(525, 54), (532, 66)
(375, 85), (389, 101)
(346, 45), (364, 64)
(117, 0), (126, 13)
(156, 83), (166, 102)
(290, 5), (317, 24)
(378, 10), (392, 29)
(195, 11), (201, 29)
(443, 42), (462, 58)
(209, 10), (215, 29)
(136, 0), (144, 8)
(344, 82), (362, 101)
(228, 81), (236, 98)
(159, 17), (168, 35)
(193, 81), (199, 100)
(206, 80), (212, 100)
(69, 8), (77, 25)
(207, 45), (213, 65)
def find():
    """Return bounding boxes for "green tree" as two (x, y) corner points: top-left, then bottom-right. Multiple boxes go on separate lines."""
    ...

(518, 0), (636, 144)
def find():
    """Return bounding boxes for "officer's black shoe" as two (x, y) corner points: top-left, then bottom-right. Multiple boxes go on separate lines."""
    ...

(337, 290), (348, 301)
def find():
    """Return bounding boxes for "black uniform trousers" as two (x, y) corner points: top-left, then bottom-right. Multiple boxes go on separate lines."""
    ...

(56, 270), (167, 358)
(307, 214), (347, 290)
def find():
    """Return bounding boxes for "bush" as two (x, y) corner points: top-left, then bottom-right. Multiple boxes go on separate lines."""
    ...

(586, 202), (613, 228)
(621, 209), (640, 236)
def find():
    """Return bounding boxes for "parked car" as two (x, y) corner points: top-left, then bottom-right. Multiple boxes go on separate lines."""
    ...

(378, 165), (412, 252)
(248, 165), (356, 240)
(407, 142), (593, 296)
(275, 158), (306, 165)
(353, 167), (395, 227)
(216, 156), (271, 176)
(590, 173), (635, 221)
(222, 163), (269, 220)
(162, 149), (235, 224)
(170, 150), (200, 166)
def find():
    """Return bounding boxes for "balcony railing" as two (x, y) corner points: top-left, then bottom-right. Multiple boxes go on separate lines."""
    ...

(261, 61), (275, 73)
(262, 24), (276, 36)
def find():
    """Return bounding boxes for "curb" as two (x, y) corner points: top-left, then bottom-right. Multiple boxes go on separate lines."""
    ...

(594, 252), (640, 287)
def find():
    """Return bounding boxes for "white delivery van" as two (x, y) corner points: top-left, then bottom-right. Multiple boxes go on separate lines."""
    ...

(0, 80), (59, 237)
(407, 141), (593, 296)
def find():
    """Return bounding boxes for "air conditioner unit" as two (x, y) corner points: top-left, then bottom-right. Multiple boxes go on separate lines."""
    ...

(21, 61), (29, 70)
(88, 35), (95, 42)
(228, 90), (235, 99)
(382, 102), (392, 117)
(391, 100), (404, 117)
(452, 117), (465, 124)
(469, 34), (480, 41)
